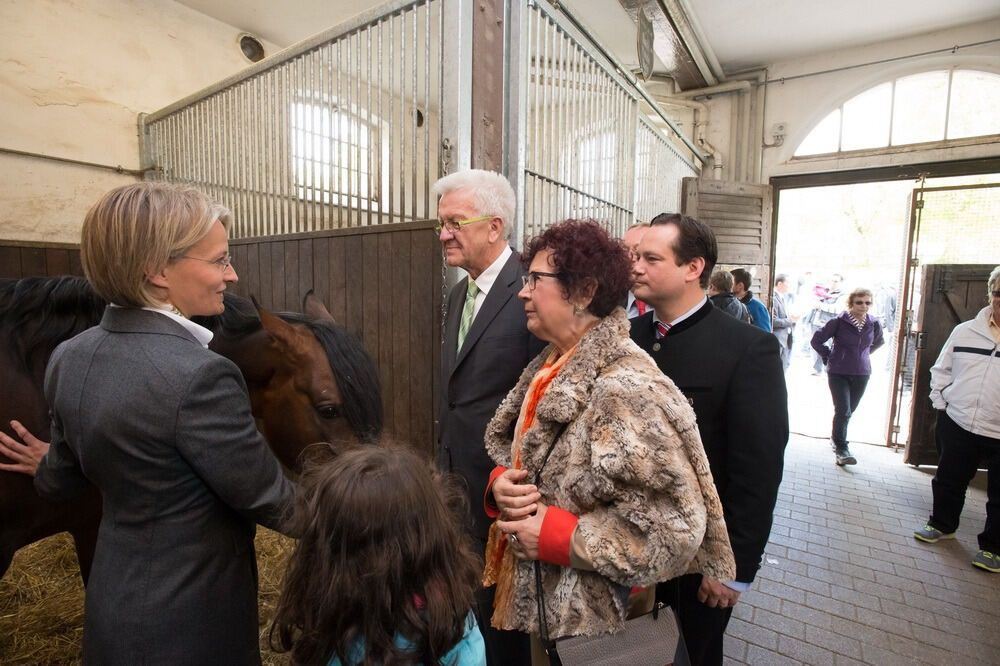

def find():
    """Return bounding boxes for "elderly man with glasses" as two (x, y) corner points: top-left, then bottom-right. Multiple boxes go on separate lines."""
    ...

(914, 266), (1000, 574)
(432, 169), (544, 665)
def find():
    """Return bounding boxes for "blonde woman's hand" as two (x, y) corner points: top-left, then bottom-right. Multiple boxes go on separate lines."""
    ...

(492, 468), (541, 521)
(0, 420), (49, 477)
(497, 502), (547, 561)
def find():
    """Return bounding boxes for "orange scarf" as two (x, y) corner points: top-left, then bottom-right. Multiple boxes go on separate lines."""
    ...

(483, 344), (577, 629)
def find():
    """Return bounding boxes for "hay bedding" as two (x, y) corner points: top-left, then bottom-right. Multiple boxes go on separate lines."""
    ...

(0, 529), (294, 665)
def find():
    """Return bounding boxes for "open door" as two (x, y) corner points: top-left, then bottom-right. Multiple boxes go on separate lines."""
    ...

(682, 178), (774, 303)
(902, 264), (996, 465)
(885, 182), (1000, 464)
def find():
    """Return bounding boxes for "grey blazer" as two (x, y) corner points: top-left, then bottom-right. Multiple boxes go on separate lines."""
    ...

(772, 290), (794, 365)
(438, 251), (544, 546)
(35, 307), (293, 666)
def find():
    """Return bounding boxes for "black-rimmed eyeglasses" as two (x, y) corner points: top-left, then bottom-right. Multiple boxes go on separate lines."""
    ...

(521, 271), (562, 290)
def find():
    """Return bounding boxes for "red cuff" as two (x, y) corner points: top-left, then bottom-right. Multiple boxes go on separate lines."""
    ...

(483, 466), (508, 518)
(538, 506), (578, 567)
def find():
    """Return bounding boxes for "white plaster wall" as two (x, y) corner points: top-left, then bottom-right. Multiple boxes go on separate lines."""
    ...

(699, 19), (1000, 184)
(0, 0), (279, 243)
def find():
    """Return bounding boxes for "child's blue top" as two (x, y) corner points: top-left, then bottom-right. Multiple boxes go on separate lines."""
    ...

(327, 611), (486, 666)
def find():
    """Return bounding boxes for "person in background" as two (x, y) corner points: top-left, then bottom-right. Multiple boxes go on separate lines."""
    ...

(810, 288), (884, 467)
(631, 214), (787, 666)
(913, 266), (1000, 574)
(707, 270), (750, 323)
(730, 268), (772, 333)
(9, 182), (294, 665)
(433, 168), (544, 665)
(485, 219), (734, 664)
(269, 445), (487, 664)
(772, 274), (797, 371)
(808, 273), (844, 374)
(873, 281), (897, 333)
(622, 222), (650, 318)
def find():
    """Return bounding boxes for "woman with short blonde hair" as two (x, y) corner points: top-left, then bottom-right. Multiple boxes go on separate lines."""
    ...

(81, 182), (232, 309)
(29, 181), (293, 664)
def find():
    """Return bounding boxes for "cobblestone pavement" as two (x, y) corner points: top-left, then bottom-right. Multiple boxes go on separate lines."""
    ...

(724, 435), (998, 665)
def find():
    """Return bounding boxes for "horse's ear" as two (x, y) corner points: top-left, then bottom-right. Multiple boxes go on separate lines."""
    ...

(303, 290), (336, 323)
(251, 296), (300, 347)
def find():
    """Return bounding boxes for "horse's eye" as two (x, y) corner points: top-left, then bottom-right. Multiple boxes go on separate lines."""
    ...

(316, 405), (340, 420)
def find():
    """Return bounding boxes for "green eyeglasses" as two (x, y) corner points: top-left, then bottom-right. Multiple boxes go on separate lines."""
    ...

(434, 215), (493, 234)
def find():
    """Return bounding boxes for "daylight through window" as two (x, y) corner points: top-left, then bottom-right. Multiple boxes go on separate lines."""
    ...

(794, 69), (1000, 157)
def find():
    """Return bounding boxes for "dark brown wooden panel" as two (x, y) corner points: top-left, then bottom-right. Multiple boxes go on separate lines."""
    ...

(408, 229), (436, 455)
(0, 243), (84, 278)
(377, 232), (394, 437)
(361, 234), (380, 352)
(297, 239), (313, 308)
(19, 247), (46, 276)
(312, 237), (331, 317)
(45, 248), (71, 275)
(268, 241), (284, 311)
(390, 230), (412, 445)
(339, 235), (359, 334)
(0, 246), (23, 278)
(69, 250), (84, 277)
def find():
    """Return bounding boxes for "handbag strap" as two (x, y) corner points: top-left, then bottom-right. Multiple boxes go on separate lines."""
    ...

(531, 421), (569, 661)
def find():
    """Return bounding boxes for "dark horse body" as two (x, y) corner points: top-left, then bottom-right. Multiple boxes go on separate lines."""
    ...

(0, 276), (382, 582)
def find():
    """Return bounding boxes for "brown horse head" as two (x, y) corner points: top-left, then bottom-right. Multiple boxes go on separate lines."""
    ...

(201, 292), (383, 472)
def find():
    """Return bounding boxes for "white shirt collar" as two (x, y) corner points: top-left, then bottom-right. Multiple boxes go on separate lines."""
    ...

(113, 304), (215, 348)
(652, 296), (707, 328)
(470, 245), (512, 296)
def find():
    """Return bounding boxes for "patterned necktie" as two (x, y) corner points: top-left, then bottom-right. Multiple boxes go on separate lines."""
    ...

(456, 280), (480, 353)
(636, 299), (647, 316)
(655, 320), (671, 339)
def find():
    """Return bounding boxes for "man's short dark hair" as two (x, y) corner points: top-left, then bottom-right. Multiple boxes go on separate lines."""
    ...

(730, 268), (752, 291)
(775, 274), (788, 286)
(649, 213), (717, 289)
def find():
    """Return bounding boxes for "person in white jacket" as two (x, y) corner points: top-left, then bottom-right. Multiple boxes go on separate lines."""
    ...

(913, 266), (1000, 573)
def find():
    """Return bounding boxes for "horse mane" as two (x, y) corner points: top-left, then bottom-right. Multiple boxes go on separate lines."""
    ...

(0, 276), (106, 374)
(196, 293), (384, 442)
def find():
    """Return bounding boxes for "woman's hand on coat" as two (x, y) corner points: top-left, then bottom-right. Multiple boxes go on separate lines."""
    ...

(497, 502), (546, 560)
(492, 468), (541, 520)
(0, 420), (49, 477)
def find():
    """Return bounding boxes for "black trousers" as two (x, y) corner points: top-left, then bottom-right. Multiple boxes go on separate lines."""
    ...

(929, 411), (1000, 552)
(475, 583), (531, 666)
(657, 574), (732, 666)
(827, 373), (870, 449)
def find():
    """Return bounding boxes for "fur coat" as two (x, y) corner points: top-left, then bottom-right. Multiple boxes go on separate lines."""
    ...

(484, 309), (735, 639)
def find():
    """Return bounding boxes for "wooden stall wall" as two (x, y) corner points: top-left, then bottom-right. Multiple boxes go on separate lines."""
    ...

(0, 243), (83, 278)
(0, 225), (444, 457)
(229, 220), (443, 456)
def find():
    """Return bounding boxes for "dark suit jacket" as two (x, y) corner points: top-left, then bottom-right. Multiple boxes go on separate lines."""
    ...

(35, 307), (293, 665)
(631, 301), (787, 583)
(438, 251), (544, 547)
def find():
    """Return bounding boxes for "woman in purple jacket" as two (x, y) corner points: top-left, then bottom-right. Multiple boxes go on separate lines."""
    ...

(811, 288), (884, 466)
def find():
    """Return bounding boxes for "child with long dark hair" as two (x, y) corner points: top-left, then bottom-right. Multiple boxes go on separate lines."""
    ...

(270, 445), (485, 666)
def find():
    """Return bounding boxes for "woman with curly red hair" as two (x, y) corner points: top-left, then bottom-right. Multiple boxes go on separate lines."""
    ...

(482, 219), (735, 661)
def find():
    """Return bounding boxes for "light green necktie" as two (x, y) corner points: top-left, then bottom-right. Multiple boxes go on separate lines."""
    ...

(456, 280), (480, 353)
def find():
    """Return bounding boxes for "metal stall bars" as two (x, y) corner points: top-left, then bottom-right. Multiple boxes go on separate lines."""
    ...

(139, 0), (467, 240)
(505, 0), (704, 246)
(634, 114), (699, 223)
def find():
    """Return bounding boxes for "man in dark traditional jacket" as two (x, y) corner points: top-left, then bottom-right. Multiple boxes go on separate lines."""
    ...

(630, 213), (788, 666)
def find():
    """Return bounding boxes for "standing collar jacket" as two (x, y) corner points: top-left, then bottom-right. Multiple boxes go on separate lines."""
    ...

(930, 306), (1000, 439)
